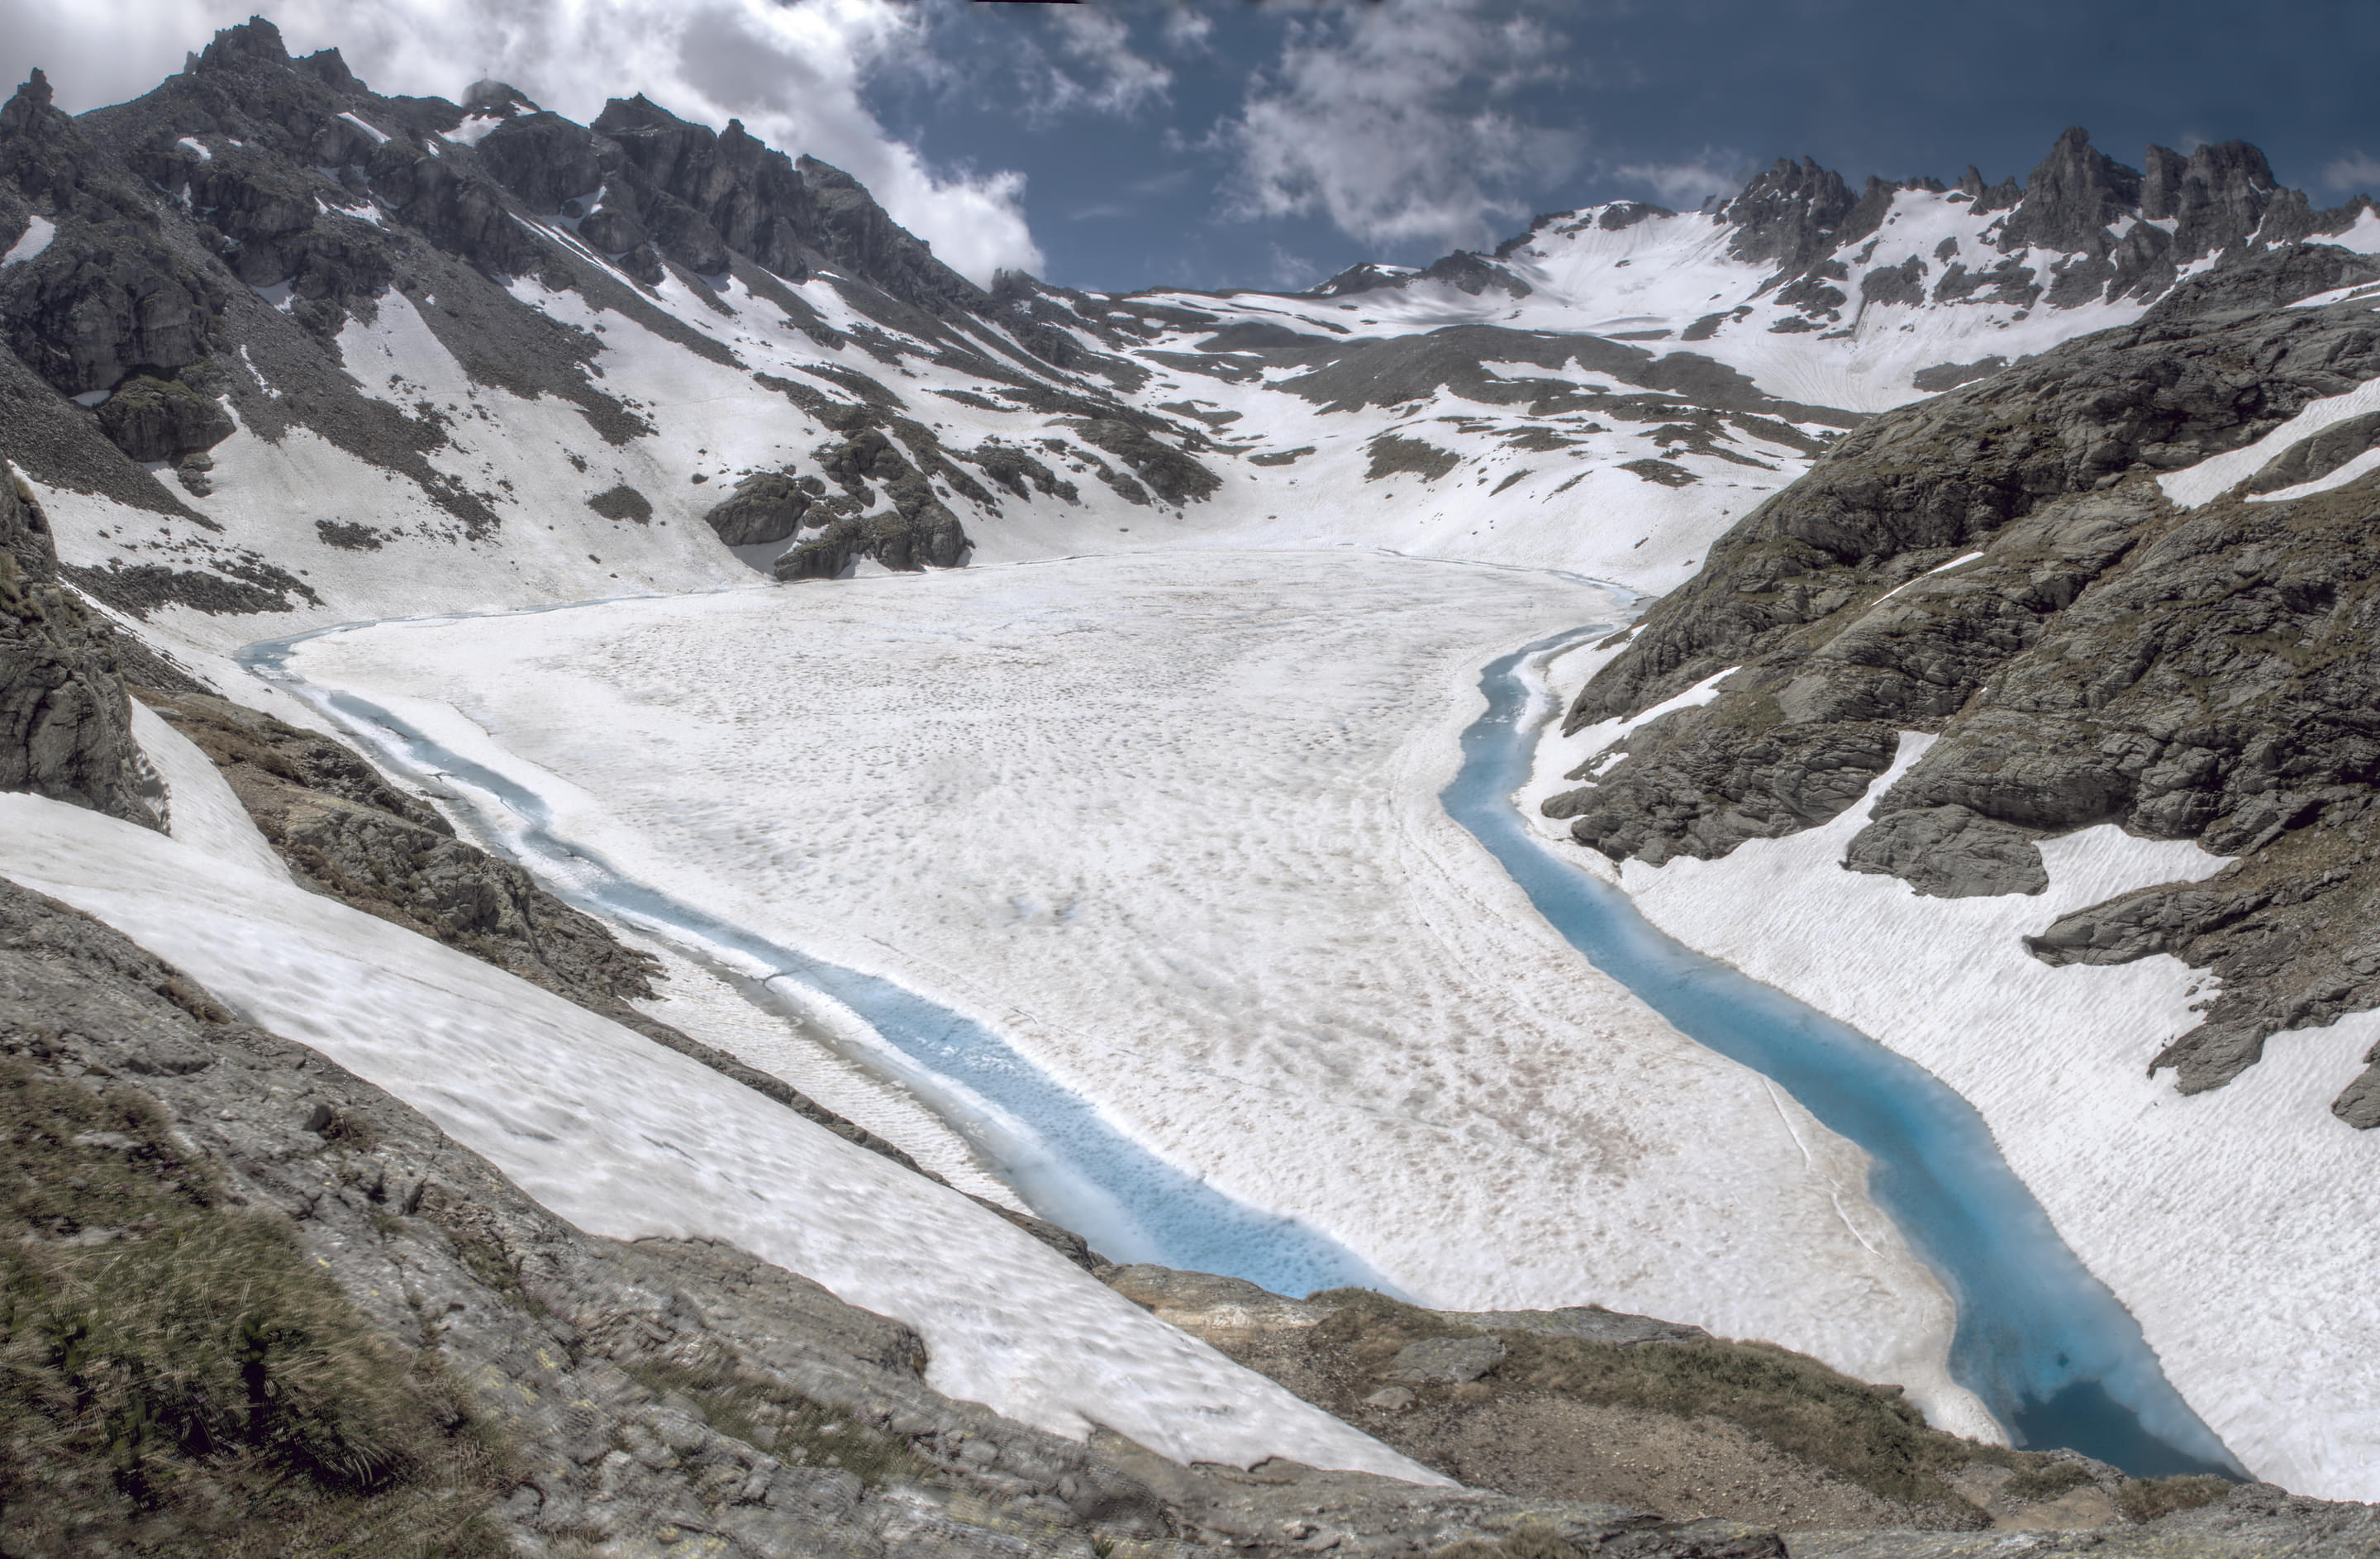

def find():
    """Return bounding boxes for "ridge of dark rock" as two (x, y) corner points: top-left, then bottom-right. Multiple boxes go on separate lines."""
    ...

(1543, 247), (2380, 1123)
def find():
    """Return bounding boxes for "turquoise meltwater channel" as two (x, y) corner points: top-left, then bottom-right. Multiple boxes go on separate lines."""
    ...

(1445, 627), (2240, 1478)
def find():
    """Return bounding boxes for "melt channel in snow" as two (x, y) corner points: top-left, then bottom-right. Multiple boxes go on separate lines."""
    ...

(1462, 631), (2239, 1480)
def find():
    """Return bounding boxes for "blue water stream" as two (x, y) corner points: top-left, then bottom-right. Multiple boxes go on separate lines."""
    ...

(1449, 629), (2239, 1478)
(241, 605), (2240, 1478)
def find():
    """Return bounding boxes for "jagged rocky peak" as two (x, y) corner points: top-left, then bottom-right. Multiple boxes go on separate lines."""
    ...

(462, 78), (538, 118)
(1722, 155), (1855, 272)
(1994, 126), (2143, 254)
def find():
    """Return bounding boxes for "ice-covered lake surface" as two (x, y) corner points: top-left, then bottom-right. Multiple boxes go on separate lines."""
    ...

(247, 553), (2238, 1476)
(263, 548), (1999, 1440)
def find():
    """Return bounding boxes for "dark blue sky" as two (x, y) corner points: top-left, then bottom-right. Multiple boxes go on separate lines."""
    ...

(862, 0), (2380, 293)
(6, 0), (2370, 296)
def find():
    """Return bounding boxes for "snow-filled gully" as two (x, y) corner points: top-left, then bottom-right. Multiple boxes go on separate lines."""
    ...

(241, 604), (2235, 1482)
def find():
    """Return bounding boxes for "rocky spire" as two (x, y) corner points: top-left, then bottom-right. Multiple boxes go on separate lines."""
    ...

(195, 16), (291, 74)
(1721, 155), (1854, 273)
(2143, 141), (2280, 260)
(1995, 127), (2142, 255)
(0, 69), (58, 139)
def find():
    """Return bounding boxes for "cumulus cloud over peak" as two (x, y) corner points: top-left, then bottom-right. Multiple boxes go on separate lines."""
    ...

(1221, 0), (1581, 255)
(1607, 153), (1749, 208)
(1, 0), (1045, 286)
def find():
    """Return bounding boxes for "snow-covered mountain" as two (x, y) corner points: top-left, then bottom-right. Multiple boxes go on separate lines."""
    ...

(3, 14), (2374, 677)
(8, 17), (2380, 1552)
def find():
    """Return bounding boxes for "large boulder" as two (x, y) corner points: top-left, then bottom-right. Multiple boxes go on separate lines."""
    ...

(94, 374), (235, 463)
(702, 470), (811, 546)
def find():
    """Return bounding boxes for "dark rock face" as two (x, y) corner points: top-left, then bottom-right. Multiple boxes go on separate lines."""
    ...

(702, 471), (811, 546)
(1995, 127), (2142, 256)
(2141, 141), (2281, 263)
(1546, 265), (2380, 1120)
(2244, 409), (2380, 493)
(1416, 250), (1531, 298)
(1723, 157), (1855, 274)
(93, 372), (235, 461)
(1843, 805), (2049, 898)
(0, 470), (155, 825)
(584, 483), (653, 523)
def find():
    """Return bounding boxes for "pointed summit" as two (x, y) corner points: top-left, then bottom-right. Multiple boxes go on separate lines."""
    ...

(196, 16), (290, 74)
(1996, 126), (2140, 255)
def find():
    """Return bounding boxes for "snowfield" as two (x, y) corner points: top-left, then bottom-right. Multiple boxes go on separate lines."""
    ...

(1525, 684), (2380, 1501)
(0, 779), (1445, 1484)
(278, 547), (1991, 1440)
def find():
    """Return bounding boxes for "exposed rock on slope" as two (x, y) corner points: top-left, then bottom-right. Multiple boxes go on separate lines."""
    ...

(0, 467), (156, 824)
(0, 874), (1829, 1558)
(1545, 252), (2380, 1122)
(1102, 1266), (2306, 1542)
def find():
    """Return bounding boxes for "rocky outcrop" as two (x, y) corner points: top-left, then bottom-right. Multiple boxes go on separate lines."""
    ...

(1545, 255), (2380, 1121)
(1724, 158), (1857, 276)
(1099, 1267), (2301, 1547)
(1992, 128), (2142, 257)
(703, 471), (816, 546)
(93, 371), (235, 462)
(0, 469), (155, 825)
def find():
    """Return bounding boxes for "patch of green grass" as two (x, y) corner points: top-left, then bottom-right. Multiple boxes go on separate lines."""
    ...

(621, 1353), (926, 1489)
(2116, 1474), (2233, 1523)
(0, 1061), (508, 1556)
(2001, 1460), (2097, 1502)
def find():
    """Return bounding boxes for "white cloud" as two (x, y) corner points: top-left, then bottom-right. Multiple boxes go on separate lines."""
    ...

(2321, 153), (2380, 195)
(1219, 0), (1579, 256)
(1161, 4), (1214, 55)
(1035, 6), (1172, 118)
(0, 0), (1044, 286)
(1607, 153), (1747, 208)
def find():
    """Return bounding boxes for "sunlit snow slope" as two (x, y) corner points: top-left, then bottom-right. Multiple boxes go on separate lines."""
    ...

(279, 550), (1992, 1441)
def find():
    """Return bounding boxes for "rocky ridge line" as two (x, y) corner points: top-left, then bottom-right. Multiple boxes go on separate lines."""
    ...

(1542, 246), (2380, 1121)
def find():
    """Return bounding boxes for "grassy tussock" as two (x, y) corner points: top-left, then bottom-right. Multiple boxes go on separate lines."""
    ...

(623, 1352), (926, 1489)
(2116, 1475), (2232, 1523)
(0, 1060), (508, 1555)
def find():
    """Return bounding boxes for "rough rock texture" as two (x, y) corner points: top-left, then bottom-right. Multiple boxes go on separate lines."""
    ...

(1098, 1268), (2332, 1549)
(0, 16), (1206, 598)
(91, 372), (237, 463)
(1545, 259), (2380, 1119)
(0, 470), (156, 825)
(703, 470), (813, 546)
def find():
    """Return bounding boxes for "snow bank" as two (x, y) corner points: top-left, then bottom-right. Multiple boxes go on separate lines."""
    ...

(1586, 732), (2380, 1499)
(128, 699), (291, 883)
(2160, 374), (2380, 508)
(283, 550), (1987, 1436)
(1, 215), (54, 268)
(0, 789), (1443, 1483)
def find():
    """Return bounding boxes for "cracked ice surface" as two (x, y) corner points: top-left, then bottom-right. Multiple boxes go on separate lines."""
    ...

(284, 547), (1990, 1439)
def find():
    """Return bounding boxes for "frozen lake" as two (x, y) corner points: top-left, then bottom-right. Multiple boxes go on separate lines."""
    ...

(256, 548), (2121, 1445)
